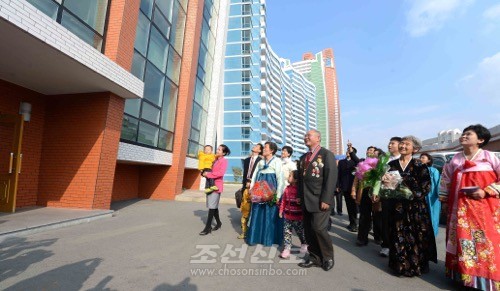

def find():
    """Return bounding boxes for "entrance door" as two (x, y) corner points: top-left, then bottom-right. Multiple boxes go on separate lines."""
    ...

(0, 113), (24, 213)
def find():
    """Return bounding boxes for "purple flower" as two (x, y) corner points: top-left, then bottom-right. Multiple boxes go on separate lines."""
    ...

(365, 158), (379, 168)
(355, 160), (375, 179)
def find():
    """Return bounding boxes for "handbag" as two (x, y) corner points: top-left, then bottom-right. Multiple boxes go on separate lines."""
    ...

(250, 180), (275, 203)
(235, 188), (243, 208)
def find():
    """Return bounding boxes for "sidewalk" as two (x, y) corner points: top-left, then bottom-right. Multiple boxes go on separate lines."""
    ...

(175, 183), (240, 205)
(0, 184), (239, 240)
(0, 198), (453, 290)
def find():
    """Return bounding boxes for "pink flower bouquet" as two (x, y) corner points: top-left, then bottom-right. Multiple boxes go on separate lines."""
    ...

(354, 154), (390, 198)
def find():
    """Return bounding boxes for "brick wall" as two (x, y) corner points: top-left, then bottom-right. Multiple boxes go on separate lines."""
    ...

(138, 165), (170, 199)
(0, 80), (45, 208)
(112, 163), (139, 201)
(104, 0), (140, 71)
(183, 169), (201, 190)
(37, 93), (123, 209)
(92, 94), (125, 209)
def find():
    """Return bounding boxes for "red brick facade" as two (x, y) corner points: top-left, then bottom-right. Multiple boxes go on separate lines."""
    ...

(1, 0), (214, 211)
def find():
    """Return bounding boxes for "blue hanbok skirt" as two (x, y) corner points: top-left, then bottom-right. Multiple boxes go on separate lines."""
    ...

(245, 173), (283, 246)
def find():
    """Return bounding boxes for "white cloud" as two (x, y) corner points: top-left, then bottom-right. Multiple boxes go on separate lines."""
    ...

(458, 52), (500, 103)
(483, 3), (500, 20)
(405, 0), (474, 37)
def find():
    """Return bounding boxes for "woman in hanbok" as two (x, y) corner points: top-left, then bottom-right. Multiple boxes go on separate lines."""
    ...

(246, 142), (285, 246)
(420, 152), (441, 237)
(382, 135), (437, 277)
(440, 124), (500, 290)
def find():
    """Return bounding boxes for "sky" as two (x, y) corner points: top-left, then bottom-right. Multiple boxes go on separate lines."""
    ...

(265, 0), (500, 156)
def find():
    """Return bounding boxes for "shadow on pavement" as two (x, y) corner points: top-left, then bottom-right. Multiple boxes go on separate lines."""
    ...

(330, 216), (455, 290)
(111, 199), (144, 211)
(4, 258), (103, 291)
(154, 277), (197, 290)
(227, 207), (241, 234)
(0, 237), (58, 282)
(193, 209), (207, 226)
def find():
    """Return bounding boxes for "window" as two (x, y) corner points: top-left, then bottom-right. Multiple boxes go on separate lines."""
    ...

(242, 56), (251, 68)
(242, 43), (251, 54)
(242, 84), (251, 95)
(242, 30), (251, 41)
(241, 99), (250, 110)
(242, 70), (251, 82)
(242, 113), (250, 124)
(27, 0), (109, 51)
(187, 0), (218, 158)
(242, 4), (251, 15)
(242, 16), (251, 28)
(242, 128), (250, 138)
(121, 0), (187, 151)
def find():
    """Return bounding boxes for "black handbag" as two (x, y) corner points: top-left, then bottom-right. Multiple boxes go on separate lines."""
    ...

(235, 188), (243, 208)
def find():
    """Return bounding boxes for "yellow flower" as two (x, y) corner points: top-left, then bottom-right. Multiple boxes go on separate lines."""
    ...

(462, 274), (472, 283)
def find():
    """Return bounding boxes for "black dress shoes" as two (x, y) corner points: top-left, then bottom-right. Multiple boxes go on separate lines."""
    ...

(346, 225), (358, 232)
(212, 224), (222, 231)
(298, 260), (321, 268)
(199, 228), (211, 235)
(322, 259), (334, 271)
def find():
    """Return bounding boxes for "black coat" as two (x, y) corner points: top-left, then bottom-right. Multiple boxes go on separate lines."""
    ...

(298, 147), (338, 213)
(241, 156), (261, 188)
(336, 151), (360, 193)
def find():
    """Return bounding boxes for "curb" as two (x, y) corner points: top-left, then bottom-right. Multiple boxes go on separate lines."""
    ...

(0, 210), (114, 241)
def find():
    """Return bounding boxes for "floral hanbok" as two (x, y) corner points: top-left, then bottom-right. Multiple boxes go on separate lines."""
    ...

(441, 150), (500, 290)
(246, 157), (285, 246)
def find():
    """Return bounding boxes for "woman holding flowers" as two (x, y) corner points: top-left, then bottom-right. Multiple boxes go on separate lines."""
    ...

(246, 141), (285, 246)
(381, 135), (437, 277)
(440, 124), (500, 290)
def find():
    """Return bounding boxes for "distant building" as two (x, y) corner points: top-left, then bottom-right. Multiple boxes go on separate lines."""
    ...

(421, 125), (500, 152)
(222, 0), (317, 181)
(292, 49), (343, 154)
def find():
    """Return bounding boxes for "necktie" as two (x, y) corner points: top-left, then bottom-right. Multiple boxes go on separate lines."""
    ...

(303, 152), (312, 173)
(248, 157), (255, 179)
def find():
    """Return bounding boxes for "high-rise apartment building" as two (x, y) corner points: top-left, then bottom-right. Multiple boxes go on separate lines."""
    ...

(293, 49), (343, 154)
(0, 0), (229, 212)
(222, 0), (317, 181)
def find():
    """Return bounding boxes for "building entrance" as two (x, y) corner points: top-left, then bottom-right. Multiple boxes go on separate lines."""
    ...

(0, 113), (24, 212)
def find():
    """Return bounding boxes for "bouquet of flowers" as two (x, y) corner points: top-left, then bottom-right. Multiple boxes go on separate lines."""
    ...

(250, 180), (278, 205)
(379, 171), (413, 200)
(354, 154), (390, 198)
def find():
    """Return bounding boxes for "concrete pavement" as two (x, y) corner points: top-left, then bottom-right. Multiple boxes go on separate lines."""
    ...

(0, 191), (456, 290)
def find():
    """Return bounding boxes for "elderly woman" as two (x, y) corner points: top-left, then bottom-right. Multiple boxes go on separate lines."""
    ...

(199, 144), (230, 235)
(440, 124), (500, 290)
(246, 141), (285, 246)
(382, 135), (437, 276)
(419, 152), (441, 237)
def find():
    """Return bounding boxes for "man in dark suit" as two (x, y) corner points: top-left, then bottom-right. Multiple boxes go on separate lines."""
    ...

(297, 130), (338, 271)
(241, 143), (263, 189)
(336, 143), (360, 232)
(238, 143), (263, 239)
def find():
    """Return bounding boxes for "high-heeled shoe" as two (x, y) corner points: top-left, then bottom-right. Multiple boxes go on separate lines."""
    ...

(199, 228), (211, 235)
(212, 224), (222, 231)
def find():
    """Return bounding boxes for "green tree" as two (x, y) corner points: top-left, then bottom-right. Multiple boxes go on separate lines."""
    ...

(232, 167), (243, 183)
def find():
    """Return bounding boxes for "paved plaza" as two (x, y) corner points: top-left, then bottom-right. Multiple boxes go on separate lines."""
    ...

(1, 189), (456, 291)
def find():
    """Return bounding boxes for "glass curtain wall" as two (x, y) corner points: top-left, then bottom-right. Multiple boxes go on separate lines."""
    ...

(26, 0), (109, 51)
(121, 0), (188, 151)
(187, 0), (220, 157)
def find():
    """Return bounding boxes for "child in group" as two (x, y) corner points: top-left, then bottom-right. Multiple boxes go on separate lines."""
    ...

(198, 145), (217, 194)
(237, 188), (252, 239)
(279, 170), (308, 259)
